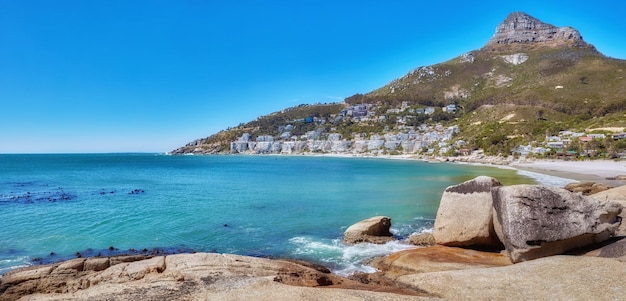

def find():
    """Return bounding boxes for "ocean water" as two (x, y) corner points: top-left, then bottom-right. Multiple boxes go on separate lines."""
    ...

(0, 154), (562, 275)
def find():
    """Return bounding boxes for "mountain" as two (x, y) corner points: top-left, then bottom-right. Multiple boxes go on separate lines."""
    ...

(355, 12), (623, 114)
(173, 12), (626, 157)
(485, 11), (589, 49)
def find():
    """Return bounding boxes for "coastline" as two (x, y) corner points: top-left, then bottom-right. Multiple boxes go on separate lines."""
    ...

(3, 154), (626, 300)
(510, 159), (626, 186)
(282, 152), (626, 186)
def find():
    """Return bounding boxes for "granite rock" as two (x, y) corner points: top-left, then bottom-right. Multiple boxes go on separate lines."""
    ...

(590, 184), (626, 236)
(564, 181), (613, 195)
(492, 185), (622, 263)
(433, 176), (503, 248)
(408, 232), (436, 246)
(371, 245), (511, 280)
(344, 216), (394, 244)
(395, 255), (626, 300)
(1, 253), (427, 301)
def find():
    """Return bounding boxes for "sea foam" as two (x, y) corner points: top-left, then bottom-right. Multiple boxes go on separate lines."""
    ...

(289, 236), (416, 276)
(515, 169), (576, 187)
(0, 256), (31, 275)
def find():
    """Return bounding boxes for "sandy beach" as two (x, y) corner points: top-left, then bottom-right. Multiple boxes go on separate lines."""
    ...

(289, 152), (626, 186)
(512, 159), (626, 186)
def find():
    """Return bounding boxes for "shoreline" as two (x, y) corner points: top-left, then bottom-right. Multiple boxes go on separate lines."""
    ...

(3, 156), (624, 272)
(278, 152), (626, 186)
(3, 154), (625, 299)
(510, 159), (626, 186)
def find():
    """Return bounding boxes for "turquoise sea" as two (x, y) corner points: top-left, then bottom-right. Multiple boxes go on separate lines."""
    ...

(0, 154), (569, 275)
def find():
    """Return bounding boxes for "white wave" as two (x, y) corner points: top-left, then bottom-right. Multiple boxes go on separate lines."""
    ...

(461, 161), (576, 187)
(288, 236), (417, 276)
(516, 169), (576, 187)
(0, 256), (31, 275)
(289, 236), (344, 255)
(390, 217), (435, 238)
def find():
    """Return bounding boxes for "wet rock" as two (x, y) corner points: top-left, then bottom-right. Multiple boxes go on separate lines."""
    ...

(407, 232), (436, 246)
(344, 216), (394, 244)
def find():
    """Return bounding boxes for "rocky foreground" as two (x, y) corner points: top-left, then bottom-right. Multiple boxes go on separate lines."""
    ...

(2, 184), (625, 300)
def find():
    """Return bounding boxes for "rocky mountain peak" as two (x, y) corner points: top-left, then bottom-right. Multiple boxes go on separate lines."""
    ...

(484, 12), (589, 49)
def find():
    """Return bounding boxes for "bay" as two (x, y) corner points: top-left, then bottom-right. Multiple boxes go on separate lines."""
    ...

(0, 154), (543, 275)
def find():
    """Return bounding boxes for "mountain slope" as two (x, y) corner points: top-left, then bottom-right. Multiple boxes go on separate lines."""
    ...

(173, 12), (626, 156)
(350, 12), (626, 116)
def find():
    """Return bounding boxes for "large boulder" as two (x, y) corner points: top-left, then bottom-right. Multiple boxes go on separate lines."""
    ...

(492, 185), (622, 263)
(433, 176), (502, 248)
(344, 216), (394, 244)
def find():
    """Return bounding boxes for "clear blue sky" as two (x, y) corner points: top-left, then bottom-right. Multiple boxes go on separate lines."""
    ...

(1, 1), (625, 153)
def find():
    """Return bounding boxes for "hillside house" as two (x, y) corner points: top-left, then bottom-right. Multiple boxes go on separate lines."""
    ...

(328, 133), (342, 141)
(256, 135), (274, 142)
(238, 133), (252, 142)
(444, 104), (457, 113)
(546, 136), (561, 142)
(280, 132), (291, 139)
(512, 144), (532, 156)
(348, 105), (368, 117)
(587, 134), (606, 139)
(546, 141), (565, 149)
(613, 133), (626, 140)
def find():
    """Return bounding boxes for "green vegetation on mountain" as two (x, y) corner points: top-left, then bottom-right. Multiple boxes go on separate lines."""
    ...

(355, 47), (626, 115)
(173, 12), (626, 158)
(174, 103), (345, 153)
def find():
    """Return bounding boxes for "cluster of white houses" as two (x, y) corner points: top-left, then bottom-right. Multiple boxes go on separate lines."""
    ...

(221, 101), (626, 157)
(340, 102), (456, 123)
(229, 102), (462, 155)
(230, 123), (461, 155)
(512, 130), (626, 157)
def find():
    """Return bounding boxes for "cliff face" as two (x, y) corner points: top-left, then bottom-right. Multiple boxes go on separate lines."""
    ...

(484, 12), (590, 49)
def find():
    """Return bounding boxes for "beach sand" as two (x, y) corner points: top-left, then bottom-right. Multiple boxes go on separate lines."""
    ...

(297, 152), (626, 186)
(512, 159), (626, 186)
